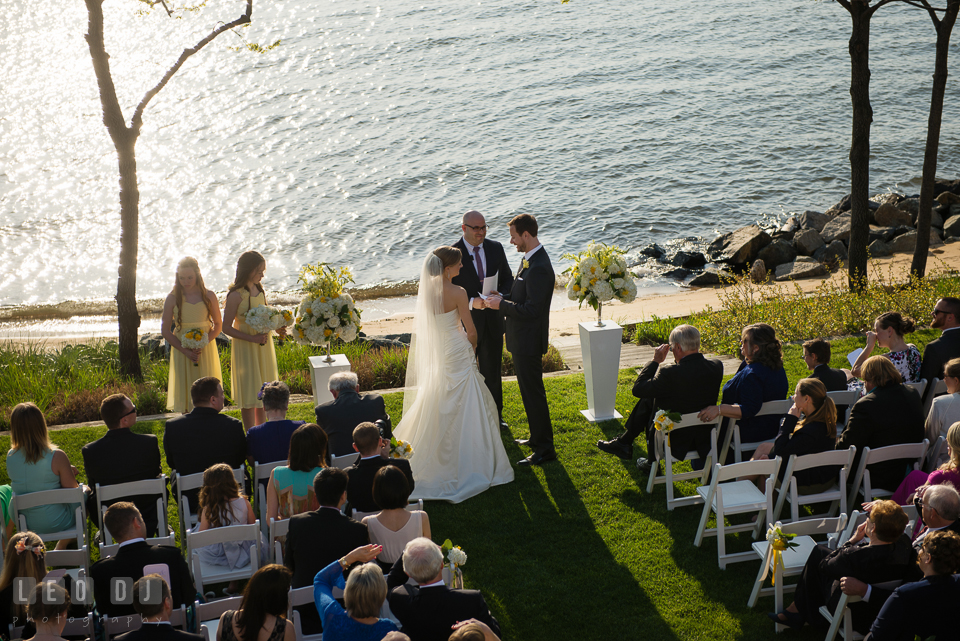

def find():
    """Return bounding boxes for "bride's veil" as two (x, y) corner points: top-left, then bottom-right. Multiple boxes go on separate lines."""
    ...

(402, 252), (446, 423)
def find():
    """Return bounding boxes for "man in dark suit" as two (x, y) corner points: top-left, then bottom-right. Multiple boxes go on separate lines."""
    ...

(90, 503), (195, 618)
(802, 339), (848, 391)
(346, 422), (415, 514)
(387, 537), (501, 641)
(314, 371), (390, 457)
(486, 213), (555, 466)
(285, 467), (368, 633)
(115, 575), (203, 641)
(919, 296), (960, 383)
(84, 393), (163, 536)
(163, 377), (247, 511)
(452, 210), (514, 428)
(596, 325), (723, 473)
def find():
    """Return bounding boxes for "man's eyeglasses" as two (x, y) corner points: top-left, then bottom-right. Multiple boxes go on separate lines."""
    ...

(933, 308), (950, 316)
(122, 405), (137, 419)
(914, 495), (937, 513)
(463, 224), (487, 232)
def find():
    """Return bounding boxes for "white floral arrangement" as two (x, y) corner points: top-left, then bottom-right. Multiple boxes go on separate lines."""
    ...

(762, 521), (799, 584)
(291, 263), (362, 347)
(441, 539), (467, 568)
(563, 242), (638, 310)
(652, 409), (681, 434)
(179, 327), (209, 367)
(389, 437), (414, 460)
(245, 305), (294, 335)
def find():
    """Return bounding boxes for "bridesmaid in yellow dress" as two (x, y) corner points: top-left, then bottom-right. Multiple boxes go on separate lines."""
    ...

(162, 257), (223, 413)
(222, 251), (284, 429)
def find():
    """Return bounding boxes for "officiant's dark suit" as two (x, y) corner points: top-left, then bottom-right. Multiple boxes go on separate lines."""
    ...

(452, 233), (513, 419)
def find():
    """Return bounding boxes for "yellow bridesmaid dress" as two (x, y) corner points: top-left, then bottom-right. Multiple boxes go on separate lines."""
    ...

(231, 289), (280, 409)
(167, 300), (223, 413)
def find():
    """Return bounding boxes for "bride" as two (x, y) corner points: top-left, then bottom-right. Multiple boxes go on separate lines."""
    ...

(395, 246), (514, 503)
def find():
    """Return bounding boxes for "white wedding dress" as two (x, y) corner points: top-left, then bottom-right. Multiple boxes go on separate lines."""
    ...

(395, 255), (514, 503)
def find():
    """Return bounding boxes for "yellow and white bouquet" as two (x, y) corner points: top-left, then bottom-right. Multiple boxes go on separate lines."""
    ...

(762, 522), (799, 585)
(179, 327), (209, 367)
(292, 263), (362, 347)
(389, 436), (414, 460)
(563, 242), (638, 320)
(245, 305), (294, 335)
(653, 409), (682, 445)
(441, 539), (466, 589)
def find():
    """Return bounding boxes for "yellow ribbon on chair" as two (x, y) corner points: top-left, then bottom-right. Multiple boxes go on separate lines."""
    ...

(760, 524), (791, 586)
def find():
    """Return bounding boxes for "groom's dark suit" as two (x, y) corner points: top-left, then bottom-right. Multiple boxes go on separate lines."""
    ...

(500, 245), (555, 457)
(452, 237), (514, 417)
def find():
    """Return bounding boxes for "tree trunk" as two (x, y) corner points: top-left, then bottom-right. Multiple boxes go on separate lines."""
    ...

(847, 1), (873, 292)
(910, 0), (960, 278)
(116, 134), (143, 380)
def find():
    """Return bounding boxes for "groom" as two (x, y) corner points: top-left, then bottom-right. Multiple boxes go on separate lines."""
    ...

(486, 214), (556, 466)
(452, 210), (514, 429)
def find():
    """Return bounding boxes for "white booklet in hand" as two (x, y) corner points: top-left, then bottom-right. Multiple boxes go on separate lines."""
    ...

(847, 348), (863, 368)
(479, 272), (499, 298)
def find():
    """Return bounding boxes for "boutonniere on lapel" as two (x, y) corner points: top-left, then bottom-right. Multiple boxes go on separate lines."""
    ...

(521, 258), (530, 271)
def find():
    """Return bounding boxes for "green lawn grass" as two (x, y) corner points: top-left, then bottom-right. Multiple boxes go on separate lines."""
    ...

(2, 329), (936, 640)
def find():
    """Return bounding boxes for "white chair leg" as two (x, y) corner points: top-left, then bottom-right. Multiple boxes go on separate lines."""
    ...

(645, 460), (657, 494)
(747, 560), (765, 608)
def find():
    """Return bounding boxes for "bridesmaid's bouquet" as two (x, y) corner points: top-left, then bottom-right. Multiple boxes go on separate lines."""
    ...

(389, 436), (414, 460)
(245, 305), (294, 336)
(292, 262), (362, 346)
(179, 327), (209, 367)
(563, 242), (638, 310)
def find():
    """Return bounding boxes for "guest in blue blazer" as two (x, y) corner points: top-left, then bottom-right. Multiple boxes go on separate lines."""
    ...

(698, 323), (788, 458)
(867, 529), (960, 641)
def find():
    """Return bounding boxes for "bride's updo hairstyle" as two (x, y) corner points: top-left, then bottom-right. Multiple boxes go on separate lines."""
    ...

(432, 246), (462, 276)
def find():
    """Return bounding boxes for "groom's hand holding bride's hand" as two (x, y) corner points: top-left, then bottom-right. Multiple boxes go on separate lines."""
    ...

(484, 296), (502, 310)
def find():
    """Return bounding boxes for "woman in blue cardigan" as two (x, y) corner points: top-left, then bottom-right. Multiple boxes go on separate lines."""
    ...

(698, 323), (788, 455)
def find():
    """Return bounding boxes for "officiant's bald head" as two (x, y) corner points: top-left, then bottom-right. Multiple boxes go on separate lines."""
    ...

(461, 210), (487, 246)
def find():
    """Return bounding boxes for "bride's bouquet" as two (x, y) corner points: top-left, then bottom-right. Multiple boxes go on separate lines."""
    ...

(389, 436), (414, 460)
(563, 242), (637, 321)
(179, 327), (209, 367)
(292, 262), (362, 347)
(245, 305), (294, 336)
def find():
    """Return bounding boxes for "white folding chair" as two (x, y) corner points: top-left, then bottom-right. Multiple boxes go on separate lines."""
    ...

(921, 377), (947, 420)
(289, 584), (333, 641)
(821, 579), (901, 641)
(331, 453), (359, 469)
(200, 624), (211, 641)
(175, 467), (245, 545)
(45, 546), (90, 585)
(102, 605), (186, 639)
(185, 522), (262, 593)
(99, 533), (177, 559)
(925, 436), (946, 473)
(693, 457), (780, 568)
(96, 476), (171, 545)
(773, 447), (856, 523)
(352, 498), (423, 522)
(721, 400), (794, 463)
(253, 461), (283, 538)
(11, 487), (87, 547)
(269, 517), (289, 564)
(645, 412), (720, 510)
(194, 596), (243, 636)
(827, 390), (860, 427)
(847, 440), (929, 508)
(747, 514), (848, 621)
(906, 378), (928, 399)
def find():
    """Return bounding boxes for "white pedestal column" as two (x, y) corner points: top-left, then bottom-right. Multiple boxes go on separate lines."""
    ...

(309, 354), (351, 407)
(579, 320), (624, 423)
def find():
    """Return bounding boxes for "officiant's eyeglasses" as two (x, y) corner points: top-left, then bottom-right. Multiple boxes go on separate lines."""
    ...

(463, 224), (487, 231)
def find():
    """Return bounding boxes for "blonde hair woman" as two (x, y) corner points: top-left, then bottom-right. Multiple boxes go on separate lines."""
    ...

(893, 421), (960, 504)
(312, 544), (397, 640)
(161, 256), (223, 413)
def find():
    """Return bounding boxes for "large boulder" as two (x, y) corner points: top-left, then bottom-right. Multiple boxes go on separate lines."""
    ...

(937, 191), (960, 206)
(820, 214), (852, 244)
(943, 214), (960, 238)
(899, 198), (921, 216)
(797, 210), (833, 233)
(836, 194), (852, 212)
(815, 240), (848, 266)
(670, 250), (707, 270)
(869, 226), (898, 243)
(663, 267), (691, 280)
(640, 243), (666, 259)
(794, 229), (825, 256)
(775, 257), (826, 281)
(868, 239), (893, 257)
(889, 231), (918, 253)
(757, 239), (797, 268)
(874, 203), (912, 228)
(708, 225), (772, 265)
(689, 268), (734, 287)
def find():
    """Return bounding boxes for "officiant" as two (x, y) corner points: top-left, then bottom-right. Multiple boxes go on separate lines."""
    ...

(452, 210), (514, 429)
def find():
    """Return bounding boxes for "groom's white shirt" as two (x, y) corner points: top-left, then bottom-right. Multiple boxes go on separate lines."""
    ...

(521, 243), (543, 266)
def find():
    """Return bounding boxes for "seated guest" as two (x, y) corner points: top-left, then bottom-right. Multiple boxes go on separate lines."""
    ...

(195, 464), (258, 597)
(0, 532), (49, 633)
(116, 575), (204, 641)
(285, 467), (368, 634)
(924, 357), (960, 462)
(803, 339), (847, 391)
(246, 380), (305, 470)
(866, 530), (960, 641)
(7, 403), (81, 549)
(216, 564), (295, 641)
(347, 422), (415, 515)
(449, 620), (502, 641)
(892, 421), (960, 505)
(698, 323), (788, 453)
(848, 312), (921, 385)
(266, 424), (327, 521)
(919, 296), (960, 383)
(314, 372), (390, 458)
(90, 502), (195, 617)
(83, 393), (163, 536)
(768, 500), (915, 633)
(163, 377), (247, 511)
(25, 582), (71, 641)
(313, 544), (398, 641)
(362, 466), (431, 568)
(750, 378), (837, 491)
(837, 356), (924, 493)
(387, 538), (501, 641)
(594, 324), (723, 471)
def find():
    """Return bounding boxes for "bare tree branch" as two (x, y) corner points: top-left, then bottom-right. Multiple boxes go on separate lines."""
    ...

(867, 0), (902, 17)
(159, 0), (173, 18)
(131, 0), (253, 130)
(901, 0), (947, 13)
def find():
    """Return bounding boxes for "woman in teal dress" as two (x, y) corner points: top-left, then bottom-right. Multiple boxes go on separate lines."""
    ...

(265, 424), (329, 521)
(6, 404), (81, 549)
